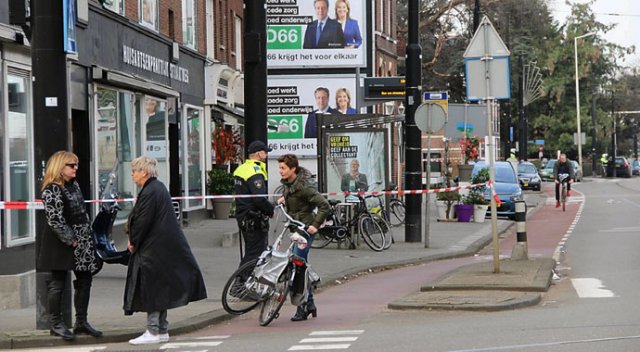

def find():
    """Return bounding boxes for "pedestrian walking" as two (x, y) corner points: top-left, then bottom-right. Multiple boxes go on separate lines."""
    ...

(233, 140), (275, 266)
(124, 156), (207, 345)
(37, 151), (102, 341)
(277, 154), (330, 321)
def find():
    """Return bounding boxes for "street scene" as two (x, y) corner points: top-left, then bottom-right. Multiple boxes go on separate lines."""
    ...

(1, 0), (640, 351)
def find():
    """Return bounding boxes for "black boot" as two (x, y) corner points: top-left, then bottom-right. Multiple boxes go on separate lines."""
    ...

(48, 279), (75, 341)
(291, 303), (308, 321)
(73, 278), (102, 337)
(306, 301), (317, 318)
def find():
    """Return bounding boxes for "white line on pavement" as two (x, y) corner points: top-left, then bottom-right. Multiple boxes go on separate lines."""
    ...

(571, 278), (616, 298)
(310, 330), (364, 335)
(300, 337), (359, 343)
(289, 344), (352, 351)
(161, 341), (224, 349)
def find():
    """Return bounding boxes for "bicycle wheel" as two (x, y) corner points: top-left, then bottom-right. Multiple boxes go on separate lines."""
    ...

(359, 215), (385, 252)
(311, 229), (334, 249)
(221, 259), (262, 315)
(389, 200), (405, 226)
(375, 214), (393, 250)
(258, 268), (290, 326)
(561, 185), (566, 212)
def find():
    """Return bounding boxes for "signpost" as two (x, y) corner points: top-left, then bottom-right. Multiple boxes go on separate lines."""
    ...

(463, 16), (511, 272)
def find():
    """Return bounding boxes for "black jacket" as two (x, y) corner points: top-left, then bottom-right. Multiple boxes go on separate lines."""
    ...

(123, 178), (207, 314)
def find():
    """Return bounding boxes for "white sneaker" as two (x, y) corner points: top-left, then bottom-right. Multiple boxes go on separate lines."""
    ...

(159, 332), (170, 342)
(129, 330), (161, 345)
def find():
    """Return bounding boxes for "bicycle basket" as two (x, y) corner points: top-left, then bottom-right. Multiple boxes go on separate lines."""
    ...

(254, 249), (289, 287)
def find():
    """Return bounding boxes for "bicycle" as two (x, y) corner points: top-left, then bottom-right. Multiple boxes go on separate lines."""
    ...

(221, 204), (320, 326)
(369, 184), (405, 227)
(313, 195), (387, 252)
(558, 173), (570, 211)
(365, 194), (394, 250)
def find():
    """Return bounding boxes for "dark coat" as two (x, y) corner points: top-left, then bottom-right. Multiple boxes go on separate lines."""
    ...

(281, 168), (330, 229)
(304, 107), (339, 138)
(303, 18), (345, 49)
(37, 181), (97, 272)
(123, 178), (207, 314)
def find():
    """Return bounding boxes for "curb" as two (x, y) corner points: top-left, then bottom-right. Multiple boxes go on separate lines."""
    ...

(387, 291), (542, 312)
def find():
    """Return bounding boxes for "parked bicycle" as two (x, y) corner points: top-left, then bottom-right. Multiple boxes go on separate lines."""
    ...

(221, 204), (320, 326)
(313, 195), (387, 251)
(369, 184), (405, 227)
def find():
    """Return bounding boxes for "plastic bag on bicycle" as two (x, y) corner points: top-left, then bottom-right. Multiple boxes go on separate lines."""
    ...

(290, 259), (321, 306)
(254, 250), (289, 287)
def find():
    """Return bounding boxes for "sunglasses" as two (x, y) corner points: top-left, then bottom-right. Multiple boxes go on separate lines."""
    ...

(66, 163), (79, 169)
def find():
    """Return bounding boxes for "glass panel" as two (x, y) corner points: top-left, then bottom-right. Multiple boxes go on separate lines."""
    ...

(143, 97), (168, 185)
(186, 107), (203, 208)
(140, 0), (158, 30)
(182, 0), (196, 49)
(96, 87), (137, 221)
(7, 73), (32, 242)
(103, 0), (125, 15)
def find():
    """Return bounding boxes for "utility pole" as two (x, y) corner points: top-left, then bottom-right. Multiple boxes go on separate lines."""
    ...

(243, 0), (267, 151)
(31, 0), (73, 329)
(404, 0), (423, 242)
(591, 74), (597, 175)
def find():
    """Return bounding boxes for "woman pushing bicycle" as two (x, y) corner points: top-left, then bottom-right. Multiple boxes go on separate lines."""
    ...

(277, 154), (330, 321)
(553, 153), (575, 208)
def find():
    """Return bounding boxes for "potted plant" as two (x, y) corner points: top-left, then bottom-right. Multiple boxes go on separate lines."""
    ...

(435, 188), (461, 221)
(466, 168), (489, 223)
(207, 167), (235, 219)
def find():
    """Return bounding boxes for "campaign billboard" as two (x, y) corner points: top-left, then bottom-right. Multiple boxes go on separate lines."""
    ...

(322, 129), (388, 200)
(266, 0), (367, 68)
(267, 74), (358, 156)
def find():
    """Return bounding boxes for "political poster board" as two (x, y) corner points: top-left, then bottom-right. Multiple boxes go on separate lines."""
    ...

(321, 129), (388, 201)
(267, 74), (358, 157)
(266, 0), (367, 68)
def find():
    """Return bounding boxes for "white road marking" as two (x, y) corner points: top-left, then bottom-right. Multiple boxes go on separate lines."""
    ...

(571, 278), (615, 298)
(161, 341), (224, 349)
(448, 334), (640, 351)
(310, 330), (364, 335)
(175, 335), (231, 340)
(288, 344), (352, 351)
(300, 337), (359, 343)
(600, 227), (640, 233)
(3, 348), (106, 352)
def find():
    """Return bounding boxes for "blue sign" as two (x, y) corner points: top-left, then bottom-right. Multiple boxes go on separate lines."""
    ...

(424, 92), (448, 101)
(63, 0), (77, 54)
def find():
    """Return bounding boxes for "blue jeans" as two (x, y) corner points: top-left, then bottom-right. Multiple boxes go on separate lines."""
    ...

(293, 232), (314, 305)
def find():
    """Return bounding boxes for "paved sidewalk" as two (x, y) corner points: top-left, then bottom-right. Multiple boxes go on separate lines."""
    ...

(0, 193), (549, 349)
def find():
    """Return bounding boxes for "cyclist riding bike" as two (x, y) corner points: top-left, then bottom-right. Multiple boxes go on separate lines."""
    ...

(553, 153), (575, 208)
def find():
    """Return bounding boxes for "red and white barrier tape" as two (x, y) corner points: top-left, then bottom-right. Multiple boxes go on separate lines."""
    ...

(0, 183), (489, 210)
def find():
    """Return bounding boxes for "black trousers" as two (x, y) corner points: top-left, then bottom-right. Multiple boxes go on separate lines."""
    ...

(555, 182), (572, 201)
(48, 270), (92, 325)
(238, 220), (269, 267)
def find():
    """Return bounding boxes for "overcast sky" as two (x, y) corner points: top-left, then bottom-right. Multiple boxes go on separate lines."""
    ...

(548, 0), (639, 67)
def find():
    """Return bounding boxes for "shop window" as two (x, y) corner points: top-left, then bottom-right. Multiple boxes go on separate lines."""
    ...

(5, 71), (35, 246)
(183, 106), (204, 209)
(139, 0), (158, 31)
(102, 0), (125, 15)
(182, 0), (197, 49)
(143, 96), (168, 184)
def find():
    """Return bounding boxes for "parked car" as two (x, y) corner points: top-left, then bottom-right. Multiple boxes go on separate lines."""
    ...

(570, 160), (583, 182)
(472, 161), (522, 219)
(606, 157), (632, 178)
(539, 159), (556, 181)
(517, 161), (541, 191)
(632, 159), (640, 176)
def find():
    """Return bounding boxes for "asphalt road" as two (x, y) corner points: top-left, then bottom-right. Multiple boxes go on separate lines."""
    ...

(11, 178), (640, 352)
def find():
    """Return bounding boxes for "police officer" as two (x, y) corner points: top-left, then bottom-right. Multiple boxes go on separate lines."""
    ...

(233, 141), (275, 266)
(600, 153), (609, 177)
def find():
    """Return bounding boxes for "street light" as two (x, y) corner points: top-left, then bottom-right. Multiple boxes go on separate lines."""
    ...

(574, 32), (596, 175)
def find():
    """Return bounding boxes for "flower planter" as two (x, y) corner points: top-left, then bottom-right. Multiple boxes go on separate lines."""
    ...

(212, 198), (233, 220)
(473, 204), (488, 223)
(455, 204), (473, 222)
(435, 200), (456, 221)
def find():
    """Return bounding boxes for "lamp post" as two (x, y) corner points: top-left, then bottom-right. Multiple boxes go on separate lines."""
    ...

(574, 32), (596, 175)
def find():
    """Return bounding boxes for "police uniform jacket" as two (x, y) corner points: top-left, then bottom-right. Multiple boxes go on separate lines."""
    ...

(233, 159), (274, 221)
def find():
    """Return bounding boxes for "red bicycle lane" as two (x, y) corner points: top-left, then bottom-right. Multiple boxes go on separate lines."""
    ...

(484, 183), (582, 258)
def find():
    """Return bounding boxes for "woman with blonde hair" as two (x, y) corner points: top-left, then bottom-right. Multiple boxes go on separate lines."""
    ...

(335, 87), (357, 114)
(335, 0), (362, 48)
(38, 151), (101, 340)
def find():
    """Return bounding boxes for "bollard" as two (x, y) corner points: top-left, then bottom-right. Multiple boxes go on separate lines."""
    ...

(511, 200), (528, 260)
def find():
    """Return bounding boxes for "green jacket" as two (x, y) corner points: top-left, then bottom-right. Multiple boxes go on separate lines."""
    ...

(281, 167), (330, 229)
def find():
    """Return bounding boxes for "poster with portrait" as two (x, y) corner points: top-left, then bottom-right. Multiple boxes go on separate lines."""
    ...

(266, 0), (367, 68)
(322, 129), (388, 199)
(267, 74), (358, 157)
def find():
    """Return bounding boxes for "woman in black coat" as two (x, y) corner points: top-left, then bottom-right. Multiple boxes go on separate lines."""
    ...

(124, 156), (207, 345)
(37, 151), (102, 340)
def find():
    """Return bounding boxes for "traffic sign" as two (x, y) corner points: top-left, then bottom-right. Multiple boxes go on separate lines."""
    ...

(415, 102), (446, 133)
(463, 16), (511, 101)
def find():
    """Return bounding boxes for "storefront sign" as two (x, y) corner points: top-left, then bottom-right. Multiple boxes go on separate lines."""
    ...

(122, 44), (190, 84)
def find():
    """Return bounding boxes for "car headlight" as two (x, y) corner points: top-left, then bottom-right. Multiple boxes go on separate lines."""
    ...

(532, 176), (540, 182)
